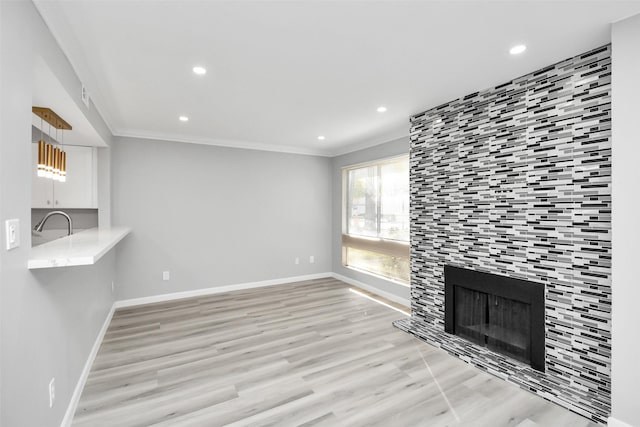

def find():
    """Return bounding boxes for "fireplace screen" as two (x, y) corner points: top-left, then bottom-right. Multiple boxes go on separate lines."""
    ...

(445, 266), (545, 372)
(455, 287), (531, 364)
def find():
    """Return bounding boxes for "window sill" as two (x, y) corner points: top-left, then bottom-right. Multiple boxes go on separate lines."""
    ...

(343, 265), (410, 288)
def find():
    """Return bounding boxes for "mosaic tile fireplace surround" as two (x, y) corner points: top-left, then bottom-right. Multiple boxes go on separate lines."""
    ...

(394, 45), (611, 424)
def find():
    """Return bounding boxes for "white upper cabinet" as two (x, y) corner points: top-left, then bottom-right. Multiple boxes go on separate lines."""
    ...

(32, 144), (98, 209)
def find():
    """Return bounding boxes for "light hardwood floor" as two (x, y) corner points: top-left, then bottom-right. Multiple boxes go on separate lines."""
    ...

(73, 278), (597, 426)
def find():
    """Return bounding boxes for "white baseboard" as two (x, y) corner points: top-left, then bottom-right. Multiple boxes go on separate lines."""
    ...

(608, 417), (634, 427)
(61, 304), (116, 427)
(63, 270), (406, 426)
(331, 272), (410, 307)
(113, 272), (333, 309)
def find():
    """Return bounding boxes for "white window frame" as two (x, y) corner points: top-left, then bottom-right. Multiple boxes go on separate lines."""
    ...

(341, 155), (410, 285)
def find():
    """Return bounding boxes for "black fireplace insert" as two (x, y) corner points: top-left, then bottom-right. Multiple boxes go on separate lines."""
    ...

(444, 265), (545, 372)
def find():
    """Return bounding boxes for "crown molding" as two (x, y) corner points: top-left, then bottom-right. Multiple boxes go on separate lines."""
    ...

(113, 125), (410, 158)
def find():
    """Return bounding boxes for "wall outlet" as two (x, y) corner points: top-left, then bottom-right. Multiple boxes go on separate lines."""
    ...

(48, 378), (55, 408)
(5, 218), (20, 250)
(295, 257), (299, 265)
(162, 271), (170, 281)
(309, 255), (315, 264)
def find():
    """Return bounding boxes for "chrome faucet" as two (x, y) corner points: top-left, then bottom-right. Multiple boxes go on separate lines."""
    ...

(34, 211), (73, 235)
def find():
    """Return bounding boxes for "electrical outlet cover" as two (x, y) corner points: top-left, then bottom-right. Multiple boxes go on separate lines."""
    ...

(81, 84), (90, 108)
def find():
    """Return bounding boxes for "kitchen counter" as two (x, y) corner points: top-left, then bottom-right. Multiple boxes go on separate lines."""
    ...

(28, 226), (131, 269)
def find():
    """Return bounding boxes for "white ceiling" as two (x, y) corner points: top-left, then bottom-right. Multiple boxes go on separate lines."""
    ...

(34, 0), (640, 156)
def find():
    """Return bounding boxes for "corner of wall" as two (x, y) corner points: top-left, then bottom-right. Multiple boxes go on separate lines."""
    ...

(610, 11), (640, 427)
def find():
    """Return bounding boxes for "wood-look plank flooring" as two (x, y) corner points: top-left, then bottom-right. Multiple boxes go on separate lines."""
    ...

(73, 278), (597, 426)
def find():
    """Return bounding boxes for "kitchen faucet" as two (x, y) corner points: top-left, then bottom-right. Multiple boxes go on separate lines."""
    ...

(34, 210), (73, 235)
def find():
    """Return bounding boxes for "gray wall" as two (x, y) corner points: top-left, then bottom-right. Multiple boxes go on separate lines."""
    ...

(0, 2), (117, 426)
(331, 136), (410, 303)
(611, 12), (640, 427)
(112, 137), (332, 300)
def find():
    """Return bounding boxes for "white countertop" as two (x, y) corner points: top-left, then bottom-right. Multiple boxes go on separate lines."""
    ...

(28, 226), (131, 269)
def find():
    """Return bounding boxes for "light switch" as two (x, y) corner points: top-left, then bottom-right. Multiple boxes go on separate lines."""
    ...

(5, 219), (20, 250)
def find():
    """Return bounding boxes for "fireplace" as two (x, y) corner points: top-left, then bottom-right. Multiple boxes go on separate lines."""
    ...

(444, 266), (545, 372)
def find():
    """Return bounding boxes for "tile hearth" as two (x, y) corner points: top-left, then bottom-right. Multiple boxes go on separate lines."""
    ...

(393, 317), (606, 424)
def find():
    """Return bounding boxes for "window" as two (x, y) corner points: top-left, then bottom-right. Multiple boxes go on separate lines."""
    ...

(342, 156), (409, 284)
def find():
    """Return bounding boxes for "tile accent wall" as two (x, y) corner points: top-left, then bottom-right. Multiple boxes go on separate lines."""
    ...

(394, 45), (611, 424)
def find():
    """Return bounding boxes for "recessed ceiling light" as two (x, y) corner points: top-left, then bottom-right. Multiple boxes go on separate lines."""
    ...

(317, 135), (325, 140)
(377, 106), (387, 113)
(509, 44), (527, 55)
(179, 116), (189, 122)
(192, 66), (207, 75)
